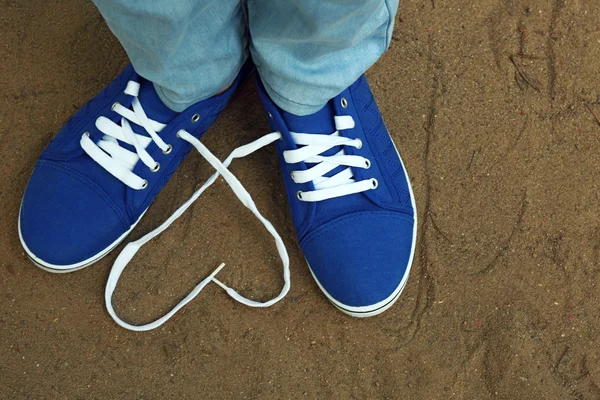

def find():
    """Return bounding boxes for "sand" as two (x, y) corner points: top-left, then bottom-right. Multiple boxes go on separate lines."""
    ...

(2, 0), (600, 398)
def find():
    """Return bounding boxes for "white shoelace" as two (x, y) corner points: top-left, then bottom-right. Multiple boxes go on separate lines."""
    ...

(285, 115), (377, 202)
(105, 130), (289, 331)
(104, 110), (375, 331)
(81, 81), (171, 190)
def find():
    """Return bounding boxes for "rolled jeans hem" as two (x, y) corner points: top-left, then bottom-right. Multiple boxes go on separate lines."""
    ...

(259, 76), (330, 116)
(153, 53), (249, 112)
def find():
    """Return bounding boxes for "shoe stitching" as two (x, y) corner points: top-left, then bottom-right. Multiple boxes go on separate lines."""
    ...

(301, 211), (414, 247)
(350, 78), (408, 205)
(37, 160), (131, 229)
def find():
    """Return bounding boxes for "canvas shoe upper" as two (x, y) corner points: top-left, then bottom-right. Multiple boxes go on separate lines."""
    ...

(256, 74), (417, 317)
(19, 62), (252, 272)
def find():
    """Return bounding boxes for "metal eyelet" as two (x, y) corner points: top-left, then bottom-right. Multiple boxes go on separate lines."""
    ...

(176, 129), (185, 139)
(355, 138), (363, 149)
(191, 113), (200, 123)
(151, 162), (160, 172)
(290, 171), (295, 180)
(111, 101), (120, 111)
(364, 159), (371, 169)
(296, 190), (303, 200)
(162, 144), (173, 155)
(83, 131), (90, 138)
(141, 180), (148, 189)
(341, 97), (348, 108)
(268, 112), (273, 119)
(371, 178), (379, 189)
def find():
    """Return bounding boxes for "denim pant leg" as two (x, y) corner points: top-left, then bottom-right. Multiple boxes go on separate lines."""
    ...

(248, 0), (399, 116)
(92, 0), (249, 112)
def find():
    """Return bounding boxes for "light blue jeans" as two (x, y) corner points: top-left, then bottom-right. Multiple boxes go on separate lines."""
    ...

(92, 0), (399, 115)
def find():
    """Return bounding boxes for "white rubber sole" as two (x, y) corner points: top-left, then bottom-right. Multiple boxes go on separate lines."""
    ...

(306, 138), (418, 318)
(18, 208), (146, 274)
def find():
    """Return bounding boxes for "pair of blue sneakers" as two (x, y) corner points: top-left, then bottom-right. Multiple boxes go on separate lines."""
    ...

(19, 60), (416, 321)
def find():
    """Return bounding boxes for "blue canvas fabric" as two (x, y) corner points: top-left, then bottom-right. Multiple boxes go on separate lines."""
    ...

(257, 74), (416, 311)
(19, 61), (253, 269)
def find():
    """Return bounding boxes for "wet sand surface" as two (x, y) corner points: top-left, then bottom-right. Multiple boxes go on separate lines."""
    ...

(2, 0), (600, 398)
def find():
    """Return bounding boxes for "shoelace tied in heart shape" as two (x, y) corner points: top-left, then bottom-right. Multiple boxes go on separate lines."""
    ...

(94, 81), (375, 331)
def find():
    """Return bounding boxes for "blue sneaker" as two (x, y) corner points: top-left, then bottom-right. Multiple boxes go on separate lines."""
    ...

(19, 62), (252, 273)
(257, 75), (417, 317)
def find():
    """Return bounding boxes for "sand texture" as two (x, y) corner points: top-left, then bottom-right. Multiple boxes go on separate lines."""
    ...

(2, 0), (600, 398)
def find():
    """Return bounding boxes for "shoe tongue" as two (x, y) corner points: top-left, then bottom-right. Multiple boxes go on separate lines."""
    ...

(281, 102), (336, 135)
(136, 80), (178, 124)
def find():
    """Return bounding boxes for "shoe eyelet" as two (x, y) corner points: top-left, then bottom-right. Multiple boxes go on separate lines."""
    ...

(296, 190), (303, 200)
(141, 180), (148, 189)
(341, 97), (348, 108)
(191, 113), (200, 123)
(268, 112), (273, 119)
(111, 101), (120, 111)
(290, 171), (295, 180)
(83, 131), (90, 138)
(176, 129), (185, 139)
(355, 138), (363, 149)
(151, 162), (160, 172)
(364, 159), (371, 169)
(371, 178), (378, 189)
(162, 144), (173, 155)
